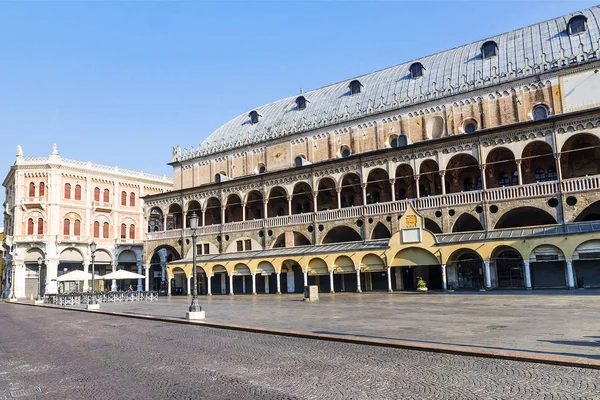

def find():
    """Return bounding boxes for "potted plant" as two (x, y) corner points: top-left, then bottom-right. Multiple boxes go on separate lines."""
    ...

(416, 278), (428, 292)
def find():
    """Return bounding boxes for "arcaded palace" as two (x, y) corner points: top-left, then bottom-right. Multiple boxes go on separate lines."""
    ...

(1, 146), (172, 298)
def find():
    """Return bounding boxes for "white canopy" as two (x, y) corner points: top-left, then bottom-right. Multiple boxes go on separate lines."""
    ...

(103, 270), (145, 280)
(56, 270), (102, 282)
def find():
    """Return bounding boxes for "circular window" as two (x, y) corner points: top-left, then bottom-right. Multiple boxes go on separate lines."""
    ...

(368, 218), (373, 224)
(489, 205), (499, 214)
(435, 210), (442, 218)
(356, 220), (363, 227)
(340, 147), (351, 158)
(225, 235), (230, 241)
(389, 135), (399, 148)
(307, 225), (314, 233)
(216, 235), (222, 242)
(475, 205), (483, 214)
(318, 224), (324, 232)
(448, 209), (455, 216)
(386, 216), (392, 222)
(268, 230), (273, 237)
(566, 196), (578, 206)
(257, 164), (266, 174)
(258, 230), (264, 237)
(464, 120), (478, 134)
(547, 198), (559, 208)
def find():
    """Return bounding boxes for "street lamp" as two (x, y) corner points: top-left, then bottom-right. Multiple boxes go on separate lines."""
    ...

(187, 212), (204, 319)
(36, 257), (45, 302)
(10, 262), (16, 300)
(90, 241), (98, 305)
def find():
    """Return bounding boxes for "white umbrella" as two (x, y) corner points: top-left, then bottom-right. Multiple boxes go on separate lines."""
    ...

(56, 270), (102, 282)
(102, 270), (145, 280)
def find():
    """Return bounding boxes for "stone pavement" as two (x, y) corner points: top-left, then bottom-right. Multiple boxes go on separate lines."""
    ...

(63, 290), (600, 362)
(1, 303), (599, 400)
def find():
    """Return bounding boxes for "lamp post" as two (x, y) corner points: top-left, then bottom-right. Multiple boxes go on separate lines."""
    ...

(90, 241), (97, 305)
(36, 257), (45, 303)
(186, 212), (205, 319)
(10, 262), (17, 300)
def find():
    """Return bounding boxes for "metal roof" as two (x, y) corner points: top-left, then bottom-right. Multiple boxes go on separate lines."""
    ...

(174, 7), (600, 161)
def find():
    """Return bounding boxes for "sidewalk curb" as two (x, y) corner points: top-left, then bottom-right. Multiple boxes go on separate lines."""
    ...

(6, 301), (600, 370)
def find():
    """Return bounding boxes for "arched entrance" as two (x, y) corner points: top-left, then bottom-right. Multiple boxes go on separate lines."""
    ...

(24, 248), (45, 298)
(575, 200), (600, 222)
(492, 247), (525, 289)
(445, 154), (481, 193)
(58, 248), (84, 293)
(282, 260), (303, 293)
(361, 254), (387, 291)
(340, 173), (362, 207)
(560, 133), (600, 179)
(530, 245), (567, 289)
(521, 141), (557, 184)
(232, 264), (252, 294)
(366, 169), (391, 204)
(117, 250), (138, 292)
(395, 164), (415, 200)
(171, 267), (187, 295)
(291, 182), (313, 214)
(256, 261), (276, 293)
(419, 160), (442, 197)
(573, 240), (600, 288)
(210, 265), (229, 295)
(333, 255), (360, 292)
(447, 250), (484, 291)
(267, 187), (289, 217)
(392, 247), (442, 290)
(486, 147), (518, 188)
(316, 177), (337, 211)
(307, 257), (330, 293)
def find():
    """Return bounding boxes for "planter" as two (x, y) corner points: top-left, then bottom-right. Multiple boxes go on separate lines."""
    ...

(417, 287), (428, 292)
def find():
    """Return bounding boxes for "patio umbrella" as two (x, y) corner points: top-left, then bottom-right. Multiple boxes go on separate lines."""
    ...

(102, 270), (145, 280)
(56, 270), (102, 282)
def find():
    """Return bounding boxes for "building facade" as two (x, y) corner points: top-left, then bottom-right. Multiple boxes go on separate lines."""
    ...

(145, 8), (600, 296)
(1, 145), (172, 298)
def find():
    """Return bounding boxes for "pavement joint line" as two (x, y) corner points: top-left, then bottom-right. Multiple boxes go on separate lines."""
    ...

(6, 300), (600, 371)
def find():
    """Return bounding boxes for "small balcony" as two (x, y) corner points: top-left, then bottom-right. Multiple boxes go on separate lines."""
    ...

(12, 234), (50, 243)
(22, 196), (45, 209)
(92, 201), (112, 212)
(115, 238), (140, 245)
(58, 235), (89, 244)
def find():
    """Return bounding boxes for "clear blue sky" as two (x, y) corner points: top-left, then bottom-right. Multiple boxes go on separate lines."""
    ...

(0, 0), (597, 214)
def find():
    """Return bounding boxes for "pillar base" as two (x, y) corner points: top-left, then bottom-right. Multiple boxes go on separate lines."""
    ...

(229, 293), (234, 296)
(277, 291), (281, 295)
(87, 304), (100, 310)
(34, 300), (44, 305)
(252, 292), (257, 295)
(387, 289), (393, 293)
(186, 311), (206, 320)
(356, 289), (362, 293)
(8, 298), (18, 302)
(207, 293), (212, 296)
(330, 291), (335, 294)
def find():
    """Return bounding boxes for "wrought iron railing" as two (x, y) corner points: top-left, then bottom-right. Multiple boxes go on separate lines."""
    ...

(44, 291), (158, 305)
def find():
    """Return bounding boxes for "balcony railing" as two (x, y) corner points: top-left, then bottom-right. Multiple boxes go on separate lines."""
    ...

(144, 174), (600, 240)
(23, 196), (45, 204)
(13, 234), (50, 242)
(92, 201), (112, 210)
(115, 238), (140, 244)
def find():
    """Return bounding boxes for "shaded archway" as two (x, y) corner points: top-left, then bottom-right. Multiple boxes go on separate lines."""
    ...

(560, 133), (600, 179)
(225, 194), (243, 223)
(204, 197), (222, 225)
(245, 190), (263, 220)
(272, 231), (311, 248)
(392, 247), (442, 290)
(332, 255), (360, 292)
(573, 240), (600, 288)
(495, 207), (557, 229)
(166, 204), (183, 230)
(447, 250), (484, 291)
(322, 226), (362, 244)
(521, 141), (557, 184)
(419, 160), (442, 197)
(256, 261), (277, 294)
(575, 200), (600, 222)
(316, 177), (337, 211)
(492, 246), (525, 289)
(185, 201), (201, 228)
(424, 218), (442, 234)
(452, 213), (484, 232)
(366, 169), (391, 204)
(486, 147), (518, 188)
(291, 182), (313, 214)
(361, 253), (388, 291)
(210, 265), (229, 295)
(371, 222), (391, 239)
(395, 164), (415, 200)
(24, 248), (46, 297)
(445, 154), (481, 193)
(282, 259), (303, 293)
(148, 207), (164, 232)
(267, 186), (288, 217)
(232, 264), (252, 294)
(307, 257), (331, 293)
(530, 245), (567, 288)
(340, 173), (362, 207)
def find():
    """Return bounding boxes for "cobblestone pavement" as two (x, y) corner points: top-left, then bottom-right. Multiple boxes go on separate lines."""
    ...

(1, 303), (600, 400)
(94, 290), (600, 360)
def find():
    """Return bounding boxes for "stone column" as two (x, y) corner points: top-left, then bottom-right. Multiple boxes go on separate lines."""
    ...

(46, 258), (59, 294)
(242, 203), (246, 222)
(566, 260), (575, 289)
(221, 274), (226, 294)
(329, 269), (335, 293)
(186, 275), (191, 295)
(167, 278), (172, 295)
(252, 273), (257, 295)
(83, 261), (90, 291)
(111, 261), (117, 292)
(137, 261), (143, 291)
(441, 264), (447, 291)
(554, 154), (563, 181)
(287, 196), (292, 216)
(414, 175), (420, 198)
(523, 260), (532, 289)
(386, 266), (393, 292)
(336, 188), (342, 209)
(201, 210), (206, 226)
(516, 160), (523, 186)
(263, 200), (268, 220)
(229, 274), (234, 295)
(276, 272), (281, 294)
(303, 270), (308, 287)
(264, 275), (269, 294)
(163, 215), (167, 231)
(440, 171), (446, 195)
(356, 268), (362, 293)
(480, 165), (487, 190)
(242, 275), (246, 294)
(361, 183), (367, 206)
(484, 260), (492, 290)
(144, 264), (150, 291)
(221, 206), (226, 225)
(160, 261), (166, 283)
(207, 275), (212, 296)
(390, 179), (396, 202)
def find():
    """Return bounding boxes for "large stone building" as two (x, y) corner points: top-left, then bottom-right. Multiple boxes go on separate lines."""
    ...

(144, 7), (600, 296)
(1, 146), (172, 298)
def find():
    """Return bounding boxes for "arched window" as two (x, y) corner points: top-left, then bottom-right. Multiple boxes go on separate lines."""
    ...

(249, 110), (260, 124)
(294, 155), (306, 167)
(568, 15), (587, 35)
(547, 167), (557, 181)
(94, 187), (100, 202)
(498, 172), (510, 187)
(74, 220), (81, 236)
(295, 96), (307, 110)
(257, 164), (266, 174)
(103, 189), (110, 203)
(129, 224), (135, 239)
(534, 168), (547, 182)
(29, 182), (36, 197)
(512, 170), (519, 186)
(74, 184), (82, 200)
(340, 146), (351, 158)
(389, 135), (399, 148)
(130, 192), (135, 207)
(481, 40), (498, 59)
(121, 191), (127, 206)
(103, 222), (109, 238)
(64, 219), (71, 236)
(64, 183), (71, 199)
(349, 80), (362, 95)
(409, 62), (424, 79)
(37, 218), (44, 235)
(39, 182), (45, 197)
(533, 104), (549, 121)
(27, 218), (34, 235)
(121, 223), (127, 238)
(464, 120), (478, 134)
(93, 221), (100, 238)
